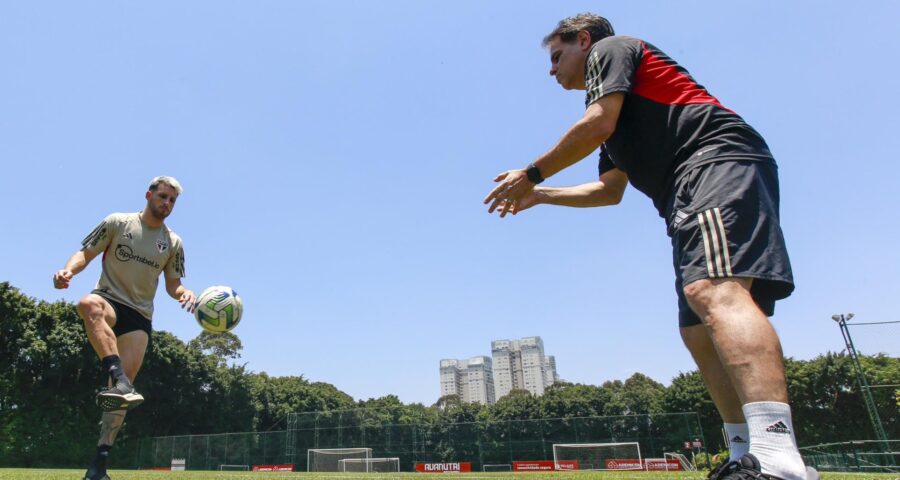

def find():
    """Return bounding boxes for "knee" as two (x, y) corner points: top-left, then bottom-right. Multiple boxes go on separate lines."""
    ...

(683, 278), (752, 325)
(682, 279), (717, 317)
(76, 295), (105, 320)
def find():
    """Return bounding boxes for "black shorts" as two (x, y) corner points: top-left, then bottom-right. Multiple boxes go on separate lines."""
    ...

(666, 160), (794, 327)
(97, 294), (153, 338)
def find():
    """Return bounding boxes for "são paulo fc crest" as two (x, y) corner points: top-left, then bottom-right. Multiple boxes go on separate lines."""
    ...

(157, 239), (169, 253)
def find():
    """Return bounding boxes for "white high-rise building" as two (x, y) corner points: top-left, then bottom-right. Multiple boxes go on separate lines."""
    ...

(543, 355), (559, 386)
(491, 336), (558, 399)
(439, 356), (495, 405)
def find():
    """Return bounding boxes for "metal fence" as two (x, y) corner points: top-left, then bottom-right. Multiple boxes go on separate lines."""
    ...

(123, 411), (709, 471)
(800, 440), (900, 474)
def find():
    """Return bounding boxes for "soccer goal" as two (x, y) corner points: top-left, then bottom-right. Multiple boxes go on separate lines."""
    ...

(665, 452), (696, 471)
(338, 457), (400, 473)
(553, 442), (642, 471)
(218, 464), (250, 471)
(482, 464), (512, 472)
(308, 447), (372, 472)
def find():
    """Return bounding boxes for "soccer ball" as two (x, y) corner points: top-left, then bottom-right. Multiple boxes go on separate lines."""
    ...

(194, 285), (243, 333)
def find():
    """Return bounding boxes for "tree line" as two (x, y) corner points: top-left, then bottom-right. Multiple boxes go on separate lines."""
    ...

(1, 281), (897, 467)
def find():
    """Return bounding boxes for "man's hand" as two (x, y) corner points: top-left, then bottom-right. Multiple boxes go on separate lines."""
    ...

(53, 270), (74, 289)
(492, 189), (543, 217)
(484, 169), (536, 217)
(179, 289), (197, 313)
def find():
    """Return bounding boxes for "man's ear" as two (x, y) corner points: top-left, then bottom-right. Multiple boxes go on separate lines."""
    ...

(145, 190), (152, 201)
(578, 30), (592, 50)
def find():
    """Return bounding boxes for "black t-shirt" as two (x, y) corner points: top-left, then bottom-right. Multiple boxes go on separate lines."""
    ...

(588, 36), (775, 217)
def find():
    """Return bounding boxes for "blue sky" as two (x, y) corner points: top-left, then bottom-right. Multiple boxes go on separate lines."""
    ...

(1, 1), (898, 406)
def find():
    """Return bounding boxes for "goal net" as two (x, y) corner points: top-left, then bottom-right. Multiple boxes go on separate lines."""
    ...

(553, 442), (642, 471)
(338, 457), (400, 473)
(307, 447), (372, 472)
(665, 452), (696, 471)
(218, 464), (250, 471)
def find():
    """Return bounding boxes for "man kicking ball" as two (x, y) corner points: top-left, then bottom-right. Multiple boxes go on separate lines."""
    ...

(54, 176), (196, 480)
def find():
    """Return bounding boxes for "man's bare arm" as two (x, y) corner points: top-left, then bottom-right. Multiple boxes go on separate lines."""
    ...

(165, 277), (196, 313)
(53, 249), (100, 289)
(533, 93), (624, 178)
(485, 93), (625, 216)
(507, 168), (628, 215)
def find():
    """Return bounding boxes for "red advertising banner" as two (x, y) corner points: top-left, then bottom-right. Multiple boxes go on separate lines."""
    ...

(513, 460), (578, 471)
(252, 464), (294, 472)
(644, 459), (682, 471)
(415, 462), (472, 473)
(605, 459), (644, 470)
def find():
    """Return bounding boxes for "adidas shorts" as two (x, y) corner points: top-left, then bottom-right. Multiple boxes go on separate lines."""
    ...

(666, 160), (794, 327)
(97, 294), (153, 338)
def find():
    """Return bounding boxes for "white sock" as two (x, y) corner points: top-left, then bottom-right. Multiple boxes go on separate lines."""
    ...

(723, 423), (749, 461)
(743, 401), (807, 480)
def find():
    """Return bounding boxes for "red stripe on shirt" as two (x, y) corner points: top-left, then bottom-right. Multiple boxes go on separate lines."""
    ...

(632, 42), (732, 112)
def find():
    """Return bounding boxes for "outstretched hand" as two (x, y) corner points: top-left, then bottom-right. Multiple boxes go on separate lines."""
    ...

(484, 169), (535, 217)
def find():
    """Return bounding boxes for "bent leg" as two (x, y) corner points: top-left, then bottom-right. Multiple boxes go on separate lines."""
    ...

(95, 325), (148, 412)
(683, 277), (788, 404)
(76, 294), (118, 359)
(685, 277), (807, 479)
(115, 330), (149, 384)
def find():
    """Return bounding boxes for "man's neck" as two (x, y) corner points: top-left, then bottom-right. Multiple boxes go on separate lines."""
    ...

(140, 209), (164, 229)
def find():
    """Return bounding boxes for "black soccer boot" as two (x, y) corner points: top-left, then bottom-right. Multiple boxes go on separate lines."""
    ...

(711, 453), (782, 479)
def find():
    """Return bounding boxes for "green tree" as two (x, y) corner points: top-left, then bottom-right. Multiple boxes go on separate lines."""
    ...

(621, 373), (667, 414)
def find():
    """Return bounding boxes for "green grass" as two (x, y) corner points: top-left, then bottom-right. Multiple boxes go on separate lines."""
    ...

(0, 469), (897, 480)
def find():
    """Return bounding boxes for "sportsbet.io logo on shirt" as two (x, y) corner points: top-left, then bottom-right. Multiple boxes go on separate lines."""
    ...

(114, 244), (161, 269)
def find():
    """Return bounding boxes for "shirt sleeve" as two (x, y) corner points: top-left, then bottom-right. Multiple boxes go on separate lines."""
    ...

(81, 215), (116, 255)
(584, 36), (642, 107)
(164, 238), (186, 279)
(598, 145), (617, 176)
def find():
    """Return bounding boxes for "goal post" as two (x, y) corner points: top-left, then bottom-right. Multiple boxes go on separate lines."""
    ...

(338, 457), (400, 473)
(553, 442), (642, 471)
(665, 452), (696, 471)
(307, 447), (372, 472)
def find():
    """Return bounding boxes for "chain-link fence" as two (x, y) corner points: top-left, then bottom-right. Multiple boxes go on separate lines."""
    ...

(122, 411), (709, 471)
(122, 430), (290, 471)
(800, 440), (900, 474)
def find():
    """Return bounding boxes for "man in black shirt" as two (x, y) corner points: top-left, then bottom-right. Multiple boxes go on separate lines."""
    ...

(485, 13), (813, 480)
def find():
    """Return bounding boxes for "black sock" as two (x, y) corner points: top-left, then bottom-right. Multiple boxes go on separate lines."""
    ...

(91, 444), (111, 471)
(100, 355), (128, 385)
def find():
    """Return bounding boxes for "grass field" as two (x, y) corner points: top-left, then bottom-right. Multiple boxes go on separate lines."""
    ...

(0, 470), (897, 480)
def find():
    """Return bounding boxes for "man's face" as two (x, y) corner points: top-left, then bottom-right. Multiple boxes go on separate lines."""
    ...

(145, 184), (178, 220)
(547, 33), (591, 91)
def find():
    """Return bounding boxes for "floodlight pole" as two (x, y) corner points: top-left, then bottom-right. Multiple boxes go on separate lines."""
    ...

(832, 313), (889, 446)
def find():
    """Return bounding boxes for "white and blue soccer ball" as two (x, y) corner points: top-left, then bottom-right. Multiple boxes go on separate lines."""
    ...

(194, 285), (243, 333)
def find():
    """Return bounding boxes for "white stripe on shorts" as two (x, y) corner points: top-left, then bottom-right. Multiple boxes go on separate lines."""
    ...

(698, 207), (733, 278)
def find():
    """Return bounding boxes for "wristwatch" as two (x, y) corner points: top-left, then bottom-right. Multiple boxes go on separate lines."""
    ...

(525, 163), (544, 184)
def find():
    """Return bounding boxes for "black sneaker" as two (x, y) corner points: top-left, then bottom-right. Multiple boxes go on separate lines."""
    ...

(84, 459), (110, 480)
(710, 454), (783, 479)
(707, 458), (731, 479)
(96, 380), (144, 411)
(83, 468), (110, 480)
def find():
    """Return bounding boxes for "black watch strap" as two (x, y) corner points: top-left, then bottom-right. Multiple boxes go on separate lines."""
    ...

(526, 163), (544, 184)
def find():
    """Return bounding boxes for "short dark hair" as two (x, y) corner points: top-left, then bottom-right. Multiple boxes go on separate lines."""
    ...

(542, 13), (615, 47)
